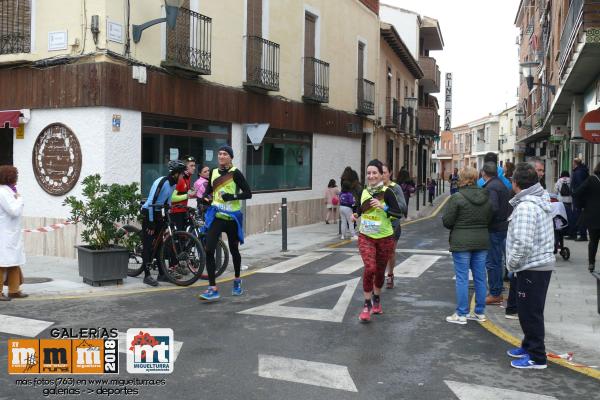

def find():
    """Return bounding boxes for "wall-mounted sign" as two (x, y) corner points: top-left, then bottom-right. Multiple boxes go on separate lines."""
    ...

(48, 30), (68, 51)
(444, 73), (452, 131)
(579, 108), (600, 143)
(107, 20), (124, 43)
(32, 123), (82, 196)
(112, 114), (121, 132)
(16, 124), (24, 139)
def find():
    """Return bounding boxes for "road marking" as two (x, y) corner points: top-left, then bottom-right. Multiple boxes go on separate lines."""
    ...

(239, 277), (360, 323)
(0, 314), (53, 337)
(258, 354), (358, 392)
(394, 255), (441, 278)
(318, 255), (363, 275)
(118, 332), (183, 362)
(319, 248), (450, 255)
(444, 380), (557, 400)
(257, 252), (329, 274)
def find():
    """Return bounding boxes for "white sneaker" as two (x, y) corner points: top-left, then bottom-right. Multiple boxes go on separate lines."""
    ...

(351, 236), (358, 241)
(505, 313), (519, 320)
(466, 313), (487, 322)
(340, 235), (345, 240)
(446, 313), (467, 325)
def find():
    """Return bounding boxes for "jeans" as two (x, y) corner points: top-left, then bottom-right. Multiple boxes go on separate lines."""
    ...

(517, 270), (552, 364)
(486, 231), (507, 297)
(452, 250), (488, 316)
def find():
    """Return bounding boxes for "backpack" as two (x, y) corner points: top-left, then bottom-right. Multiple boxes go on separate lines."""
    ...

(560, 181), (571, 197)
(339, 191), (355, 207)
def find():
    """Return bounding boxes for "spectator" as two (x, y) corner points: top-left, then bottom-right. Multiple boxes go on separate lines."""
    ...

(339, 180), (357, 240)
(397, 169), (415, 216)
(324, 179), (340, 224)
(0, 165), (28, 300)
(504, 161), (515, 184)
(449, 168), (459, 195)
(442, 166), (492, 325)
(505, 162), (554, 370)
(572, 162), (600, 272)
(554, 171), (573, 234)
(477, 152), (512, 189)
(531, 158), (547, 190)
(570, 158), (589, 241)
(481, 162), (511, 306)
(341, 166), (362, 211)
(194, 165), (210, 209)
(426, 177), (436, 206)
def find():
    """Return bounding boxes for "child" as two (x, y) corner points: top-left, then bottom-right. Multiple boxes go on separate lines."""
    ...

(427, 178), (437, 206)
(324, 179), (340, 224)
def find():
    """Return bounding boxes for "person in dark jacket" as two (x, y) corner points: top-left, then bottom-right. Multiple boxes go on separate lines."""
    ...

(569, 158), (589, 241)
(573, 162), (600, 272)
(481, 162), (511, 305)
(442, 166), (493, 325)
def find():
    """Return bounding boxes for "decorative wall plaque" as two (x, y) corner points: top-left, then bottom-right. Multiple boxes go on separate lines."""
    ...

(32, 123), (82, 196)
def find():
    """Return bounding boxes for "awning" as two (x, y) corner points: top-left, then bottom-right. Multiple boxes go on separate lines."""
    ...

(0, 110), (21, 128)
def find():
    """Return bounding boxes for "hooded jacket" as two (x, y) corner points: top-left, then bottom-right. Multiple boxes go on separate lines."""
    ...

(506, 183), (555, 273)
(442, 185), (493, 252)
(482, 176), (511, 232)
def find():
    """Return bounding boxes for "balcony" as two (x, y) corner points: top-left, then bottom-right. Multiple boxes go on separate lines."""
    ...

(302, 57), (329, 104)
(356, 78), (375, 115)
(418, 107), (440, 136)
(0, 0), (31, 55)
(418, 56), (441, 93)
(244, 36), (280, 92)
(162, 8), (211, 76)
(559, 0), (584, 78)
(384, 97), (399, 127)
(399, 106), (408, 133)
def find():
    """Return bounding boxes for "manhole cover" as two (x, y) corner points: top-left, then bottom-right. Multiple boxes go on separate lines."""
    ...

(23, 277), (53, 284)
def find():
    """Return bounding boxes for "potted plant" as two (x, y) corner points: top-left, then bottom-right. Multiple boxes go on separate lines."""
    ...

(63, 174), (141, 286)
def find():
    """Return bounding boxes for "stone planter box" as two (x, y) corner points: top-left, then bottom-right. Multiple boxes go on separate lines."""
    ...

(76, 245), (129, 286)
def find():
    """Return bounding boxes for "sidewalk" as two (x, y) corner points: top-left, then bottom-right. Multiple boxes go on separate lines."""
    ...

(486, 239), (600, 368)
(16, 187), (450, 299)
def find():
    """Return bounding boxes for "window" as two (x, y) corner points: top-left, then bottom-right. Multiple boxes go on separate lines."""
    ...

(246, 130), (312, 192)
(141, 115), (230, 195)
(0, 0), (31, 54)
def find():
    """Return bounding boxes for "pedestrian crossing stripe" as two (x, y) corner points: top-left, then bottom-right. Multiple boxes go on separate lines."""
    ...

(257, 252), (329, 274)
(0, 314), (53, 337)
(318, 255), (364, 275)
(444, 380), (558, 400)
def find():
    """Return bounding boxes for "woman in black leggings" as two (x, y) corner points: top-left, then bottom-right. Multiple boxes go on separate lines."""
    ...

(573, 162), (600, 272)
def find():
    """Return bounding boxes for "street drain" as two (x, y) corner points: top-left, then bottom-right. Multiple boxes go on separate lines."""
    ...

(23, 277), (53, 284)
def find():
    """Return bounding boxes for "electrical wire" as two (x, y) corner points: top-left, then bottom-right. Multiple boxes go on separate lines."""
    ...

(79, 0), (87, 54)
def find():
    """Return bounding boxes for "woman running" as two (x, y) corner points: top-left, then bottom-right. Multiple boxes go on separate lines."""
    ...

(355, 159), (404, 322)
(382, 164), (407, 289)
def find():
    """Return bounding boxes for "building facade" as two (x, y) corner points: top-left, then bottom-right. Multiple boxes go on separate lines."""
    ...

(498, 105), (518, 165)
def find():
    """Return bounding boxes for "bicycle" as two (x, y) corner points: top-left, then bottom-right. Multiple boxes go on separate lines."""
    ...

(117, 204), (205, 286)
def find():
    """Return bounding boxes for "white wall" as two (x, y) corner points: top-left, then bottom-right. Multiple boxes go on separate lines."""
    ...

(245, 133), (361, 206)
(380, 4), (419, 59)
(14, 107), (141, 219)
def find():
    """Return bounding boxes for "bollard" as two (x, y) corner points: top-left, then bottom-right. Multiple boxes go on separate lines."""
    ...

(443, 178), (445, 193)
(281, 197), (288, 252)
(416, 185), (420, 211)
(422, 184), (426, 206)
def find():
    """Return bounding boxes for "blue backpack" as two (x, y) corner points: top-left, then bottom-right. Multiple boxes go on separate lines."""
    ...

(339, 191), (355, 207)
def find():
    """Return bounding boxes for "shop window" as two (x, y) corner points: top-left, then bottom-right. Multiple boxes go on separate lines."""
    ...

(246, 130), (312, 192)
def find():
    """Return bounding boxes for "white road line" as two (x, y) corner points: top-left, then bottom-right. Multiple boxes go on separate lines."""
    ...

(238, 277), (360, 323)
(320, 248), (450, 255)
(117, 332), (183, 362)
(257, 252), (329, 274)
(0, 314), (53, 337)
(444, 380), (558, 400)
(259, 354), (358, 392)
(394, 255), (441, 278)
(318, 255), (364, 275)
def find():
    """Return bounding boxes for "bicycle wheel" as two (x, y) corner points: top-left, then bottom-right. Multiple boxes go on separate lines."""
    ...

(214, 239), (230, 278)
(118, 225), (145, 277)
(159, 231), (205, 286)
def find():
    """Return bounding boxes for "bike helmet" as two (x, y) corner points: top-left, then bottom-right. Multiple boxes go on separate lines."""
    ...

(168, 160), (186, 174)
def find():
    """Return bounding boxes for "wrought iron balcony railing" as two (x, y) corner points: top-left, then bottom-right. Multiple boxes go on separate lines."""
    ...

(0, 0), (31, 55)
(356, 78), (375, 115)
(244, 35), (280, 92)
(559, 0), (584, 78)
(302, 57), (329, 103)
(384, 97), (399, 127)
(399, 106), (408, 133)
(163, 8), (211, 75)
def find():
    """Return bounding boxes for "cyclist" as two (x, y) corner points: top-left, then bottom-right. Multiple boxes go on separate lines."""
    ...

(198, 145), (252, 301)
(140, 160), (187, 287)
(171, 156), (197, 231)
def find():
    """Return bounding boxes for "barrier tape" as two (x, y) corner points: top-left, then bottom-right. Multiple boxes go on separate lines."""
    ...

(22, 220), (78, 233)
(547, 352), (599, 369)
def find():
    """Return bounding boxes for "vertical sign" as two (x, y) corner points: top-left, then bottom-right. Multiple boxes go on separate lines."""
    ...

(444, 73), (453, 131)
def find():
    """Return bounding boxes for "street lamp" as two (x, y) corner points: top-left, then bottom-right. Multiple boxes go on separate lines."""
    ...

(520, 61), (556, 95)
(404, 96), (418, 110)
(133, 0), (185, 43)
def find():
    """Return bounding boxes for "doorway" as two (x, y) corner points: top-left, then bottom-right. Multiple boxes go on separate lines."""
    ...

(0, 128), (13, 165)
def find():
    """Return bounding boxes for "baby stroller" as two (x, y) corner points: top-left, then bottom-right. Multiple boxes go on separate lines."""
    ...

(550, 198), (570, 260)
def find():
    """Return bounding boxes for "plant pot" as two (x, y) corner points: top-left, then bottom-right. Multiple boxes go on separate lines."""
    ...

(76, 245), (129, 286)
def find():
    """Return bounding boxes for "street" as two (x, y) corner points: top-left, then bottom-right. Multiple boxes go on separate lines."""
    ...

(1, 213), (598, 400)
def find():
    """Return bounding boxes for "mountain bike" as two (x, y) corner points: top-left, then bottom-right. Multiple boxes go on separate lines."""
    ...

(117, 204), (205, 286)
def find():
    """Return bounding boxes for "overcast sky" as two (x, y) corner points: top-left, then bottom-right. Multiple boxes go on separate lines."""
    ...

(382, 0), (521, 128)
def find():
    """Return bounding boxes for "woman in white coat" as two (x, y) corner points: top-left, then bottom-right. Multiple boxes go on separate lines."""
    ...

(0, 165), (28, 300)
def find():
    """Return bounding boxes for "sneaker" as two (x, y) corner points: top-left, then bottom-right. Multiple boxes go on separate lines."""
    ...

(340, 235), (345, 240)
(386, 274), (394, 289)
(575, 236), (588, 242)
(143, 275), (159, 287)
(507, 347), (528, 358)
(351, 236), (358, 241)
(485, 295), (503, 305)
(446, 313), (467, 325)
(232, 279), (244, 296)
(466, 313), (487, 322)
(359, 306), (372, 323)
(371, 299), (383, 314)
(156, 274), (169, 282)
(510, 354), (547, 369)
(505, 313), (519, 320)
(198, 287), (220, 301)
(589, 264), (595, 273)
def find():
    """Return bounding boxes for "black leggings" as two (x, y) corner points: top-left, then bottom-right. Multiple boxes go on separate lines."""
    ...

(205, 217), (241, 286)
(589, 228), (600, 265)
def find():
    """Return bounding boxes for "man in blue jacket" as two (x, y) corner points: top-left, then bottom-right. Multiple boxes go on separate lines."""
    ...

(477, 152), (511, 190)
(568, 158), (589, 241)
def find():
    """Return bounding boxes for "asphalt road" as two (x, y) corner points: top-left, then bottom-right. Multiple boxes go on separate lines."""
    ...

(1, 213), (598, 400)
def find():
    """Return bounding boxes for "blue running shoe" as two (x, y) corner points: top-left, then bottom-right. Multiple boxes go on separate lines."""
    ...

(510, 354), (547, 369)
(507, 347), (528, 358)
(198, 287), (220, 301)
(232, 278), (243, 296)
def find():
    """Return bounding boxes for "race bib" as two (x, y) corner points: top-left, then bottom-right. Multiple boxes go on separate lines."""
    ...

(360, 215), (381, 234)
(217, 202), (234, 212)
